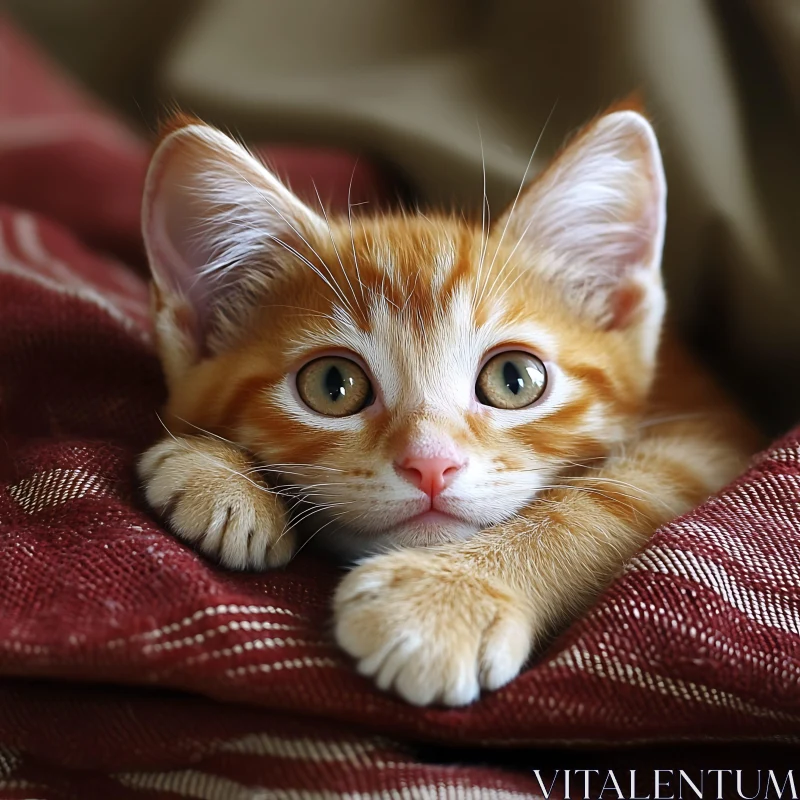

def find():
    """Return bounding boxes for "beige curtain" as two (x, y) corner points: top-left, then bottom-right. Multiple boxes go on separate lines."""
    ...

(8, 0), (800, 432)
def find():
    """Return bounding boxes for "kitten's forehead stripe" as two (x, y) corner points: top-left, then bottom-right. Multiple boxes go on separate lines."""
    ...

(372, 241), (396, 283)
(437, 229), (476, 302)
(430, 238), (456, 293)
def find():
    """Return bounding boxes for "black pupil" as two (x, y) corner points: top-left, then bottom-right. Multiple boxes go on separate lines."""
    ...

(325, 366), (348, 402)
(503, 361), (524, 395)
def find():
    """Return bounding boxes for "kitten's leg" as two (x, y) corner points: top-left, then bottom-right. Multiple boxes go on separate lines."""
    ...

(334, 427), (747, 706)
(138, 434), (294, 570)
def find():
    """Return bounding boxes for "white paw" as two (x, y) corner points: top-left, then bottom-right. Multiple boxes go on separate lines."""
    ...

(138, 435), (294, 570)
(333, 550), (533, 706)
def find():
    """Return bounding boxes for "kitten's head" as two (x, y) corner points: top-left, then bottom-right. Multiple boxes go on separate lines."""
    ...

(142, 108), (666, 557)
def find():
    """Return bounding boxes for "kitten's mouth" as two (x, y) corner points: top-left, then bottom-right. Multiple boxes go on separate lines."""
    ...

(313, 499), (479, 556)
(405, 509), (461, 527)
(393, 505), (479, 547)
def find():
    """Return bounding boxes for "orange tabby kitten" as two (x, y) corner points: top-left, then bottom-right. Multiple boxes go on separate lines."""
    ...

(138, 108), (757, 706)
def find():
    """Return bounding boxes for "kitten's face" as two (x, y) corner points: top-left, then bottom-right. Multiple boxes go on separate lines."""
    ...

(145, 111), (666, 557)
(164, 217), (658, 556)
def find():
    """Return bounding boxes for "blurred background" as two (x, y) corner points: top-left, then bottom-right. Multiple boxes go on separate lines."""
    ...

(4, 0), (800, 431)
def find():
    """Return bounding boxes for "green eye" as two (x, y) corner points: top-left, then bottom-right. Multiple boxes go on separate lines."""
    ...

(476, 351), (547, 409)
(296, 356), (374, 417)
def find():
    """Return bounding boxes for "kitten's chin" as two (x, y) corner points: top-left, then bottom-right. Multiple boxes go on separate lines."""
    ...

(390, 512), (479, 548)
(313, 512), (480, 560)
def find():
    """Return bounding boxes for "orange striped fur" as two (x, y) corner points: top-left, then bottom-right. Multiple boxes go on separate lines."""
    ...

(138, 109), (758, 706)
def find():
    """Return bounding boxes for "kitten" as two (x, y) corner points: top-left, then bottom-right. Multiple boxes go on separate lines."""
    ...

(138, 108), (757, 706)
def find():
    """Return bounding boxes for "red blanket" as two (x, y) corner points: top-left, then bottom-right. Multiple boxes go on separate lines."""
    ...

(0, 17), (798, 799)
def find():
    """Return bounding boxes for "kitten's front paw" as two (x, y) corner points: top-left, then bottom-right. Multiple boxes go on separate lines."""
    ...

(138, 435), (294, 570)
(334, 550), (533, 706)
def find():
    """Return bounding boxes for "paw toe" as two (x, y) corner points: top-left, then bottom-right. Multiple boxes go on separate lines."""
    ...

(479, 612), (532, 691)
(169, 487), (214, 544)
(212, 502), (254, 570)
(442, 659), (481, 707)
(394, 657), (439, 707)
(369, 637), (419, 689)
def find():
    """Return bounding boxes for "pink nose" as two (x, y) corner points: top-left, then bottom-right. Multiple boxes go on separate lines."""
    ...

(395, 455), (465, 498)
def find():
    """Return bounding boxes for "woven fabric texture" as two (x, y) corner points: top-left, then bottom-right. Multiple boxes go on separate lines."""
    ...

(0, 14), (798, 800)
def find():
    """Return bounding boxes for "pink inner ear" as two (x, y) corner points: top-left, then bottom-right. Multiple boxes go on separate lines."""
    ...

(142, 123), (329, 356)
(493, 110), (666, 331)
(620, 147), (663, 270)
(608, 281), (646, 329)
(142, 137), (219, 341)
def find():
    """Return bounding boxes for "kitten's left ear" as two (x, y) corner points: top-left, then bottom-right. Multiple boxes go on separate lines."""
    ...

(495, 109), (667, 358)
(142, 118), (326, 386)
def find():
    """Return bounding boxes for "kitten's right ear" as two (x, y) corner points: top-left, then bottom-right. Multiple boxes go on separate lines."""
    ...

(142, 119), (325, 385)
(493, 109), (666, 366)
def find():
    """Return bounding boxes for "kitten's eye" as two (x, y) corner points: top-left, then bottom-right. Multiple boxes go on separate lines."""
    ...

(476, 351), (547, 409)
(296, 356), (374, 417)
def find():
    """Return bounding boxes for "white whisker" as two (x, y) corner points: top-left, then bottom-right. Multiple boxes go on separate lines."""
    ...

(312, 181), (360, 315)
(346, 161), (368, 302)
(471, 120), (491, 307)
(476, 101), (557, 307)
